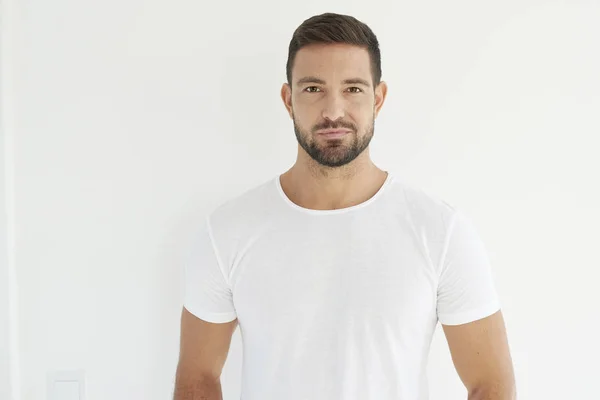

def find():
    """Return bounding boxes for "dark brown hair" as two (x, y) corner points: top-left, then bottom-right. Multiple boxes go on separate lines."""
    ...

(286, 13), (382, 87)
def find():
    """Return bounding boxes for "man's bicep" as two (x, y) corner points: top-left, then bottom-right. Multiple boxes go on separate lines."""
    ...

(442, 310), (515, 397)
(174, 308), (237, 399)
(437, 209), (501, 326)
(177, 306), (238, 380)
(183, 215), (237, 324)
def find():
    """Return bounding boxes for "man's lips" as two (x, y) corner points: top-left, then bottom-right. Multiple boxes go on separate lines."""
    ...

(316, 129), (352, 138)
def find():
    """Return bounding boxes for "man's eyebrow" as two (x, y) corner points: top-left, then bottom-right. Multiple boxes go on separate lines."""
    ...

(296, 76), (371, 87)
(296, 76), (326, 85)
(342, 78), (371, 87)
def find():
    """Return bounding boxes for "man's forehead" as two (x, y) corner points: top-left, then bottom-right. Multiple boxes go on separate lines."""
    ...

(295, 43), (370, 63)
(293, 44), (372, 82)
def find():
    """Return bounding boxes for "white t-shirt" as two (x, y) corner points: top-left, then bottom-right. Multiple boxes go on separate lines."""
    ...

(183, 172), (501, 400)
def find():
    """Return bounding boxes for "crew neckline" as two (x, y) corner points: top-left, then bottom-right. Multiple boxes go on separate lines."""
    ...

(275, 171), (394, 215)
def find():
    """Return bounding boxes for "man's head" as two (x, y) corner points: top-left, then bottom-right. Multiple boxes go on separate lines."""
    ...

(281, 13), (387, 169)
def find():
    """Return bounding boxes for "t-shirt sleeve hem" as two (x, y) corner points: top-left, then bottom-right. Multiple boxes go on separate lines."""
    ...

(438, 301), (501, 326)
(184, 303), (237, 324)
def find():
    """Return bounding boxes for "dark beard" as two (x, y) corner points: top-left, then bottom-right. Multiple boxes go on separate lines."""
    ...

(292, 117), (375, 168)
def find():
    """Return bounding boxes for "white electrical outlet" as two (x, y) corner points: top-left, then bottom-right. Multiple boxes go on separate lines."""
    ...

(47, 370), (86, 400)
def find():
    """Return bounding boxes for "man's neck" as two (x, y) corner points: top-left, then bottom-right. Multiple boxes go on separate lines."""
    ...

(280, 163), (388, 211)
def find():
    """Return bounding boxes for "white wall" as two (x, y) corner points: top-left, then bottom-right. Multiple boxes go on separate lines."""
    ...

(1, 71), (11, 400)
(8, 0), (600, 399)
(2, 0), (18, 398)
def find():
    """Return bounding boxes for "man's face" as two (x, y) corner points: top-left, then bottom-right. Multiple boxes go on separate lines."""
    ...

(282, 43), (387, 168)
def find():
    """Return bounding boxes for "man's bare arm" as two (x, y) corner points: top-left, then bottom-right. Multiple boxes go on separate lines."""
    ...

(174, 375), (223, 400)
(443, 310), (516, 400)
(173, 307), (238, 400)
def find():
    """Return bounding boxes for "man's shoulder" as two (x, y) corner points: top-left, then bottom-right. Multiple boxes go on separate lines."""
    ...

(206, 175), (279, 231)
(388, 177), (457, 221)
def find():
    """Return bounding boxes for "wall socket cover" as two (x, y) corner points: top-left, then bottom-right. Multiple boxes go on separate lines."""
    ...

(47, 370), (86, 400)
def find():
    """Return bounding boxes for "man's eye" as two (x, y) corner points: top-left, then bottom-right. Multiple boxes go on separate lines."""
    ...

(305, 86), (321, 93)
(304, 87), (362, 93)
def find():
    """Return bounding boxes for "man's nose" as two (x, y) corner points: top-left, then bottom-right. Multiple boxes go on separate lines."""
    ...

(321, 93), (345, 121)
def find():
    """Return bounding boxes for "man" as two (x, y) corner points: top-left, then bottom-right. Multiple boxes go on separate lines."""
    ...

(174, 12), (516, 400)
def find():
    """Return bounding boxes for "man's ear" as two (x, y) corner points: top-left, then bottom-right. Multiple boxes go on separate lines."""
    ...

(374, 81), (388, 118)
(281, 83), (293, 119)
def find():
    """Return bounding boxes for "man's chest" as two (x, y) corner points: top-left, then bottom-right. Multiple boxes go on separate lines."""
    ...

(230, 224), (438, 330)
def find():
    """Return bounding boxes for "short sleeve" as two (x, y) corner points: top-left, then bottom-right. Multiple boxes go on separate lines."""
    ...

(436, 209), (501, 326)
(183, 215), (237, 323)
